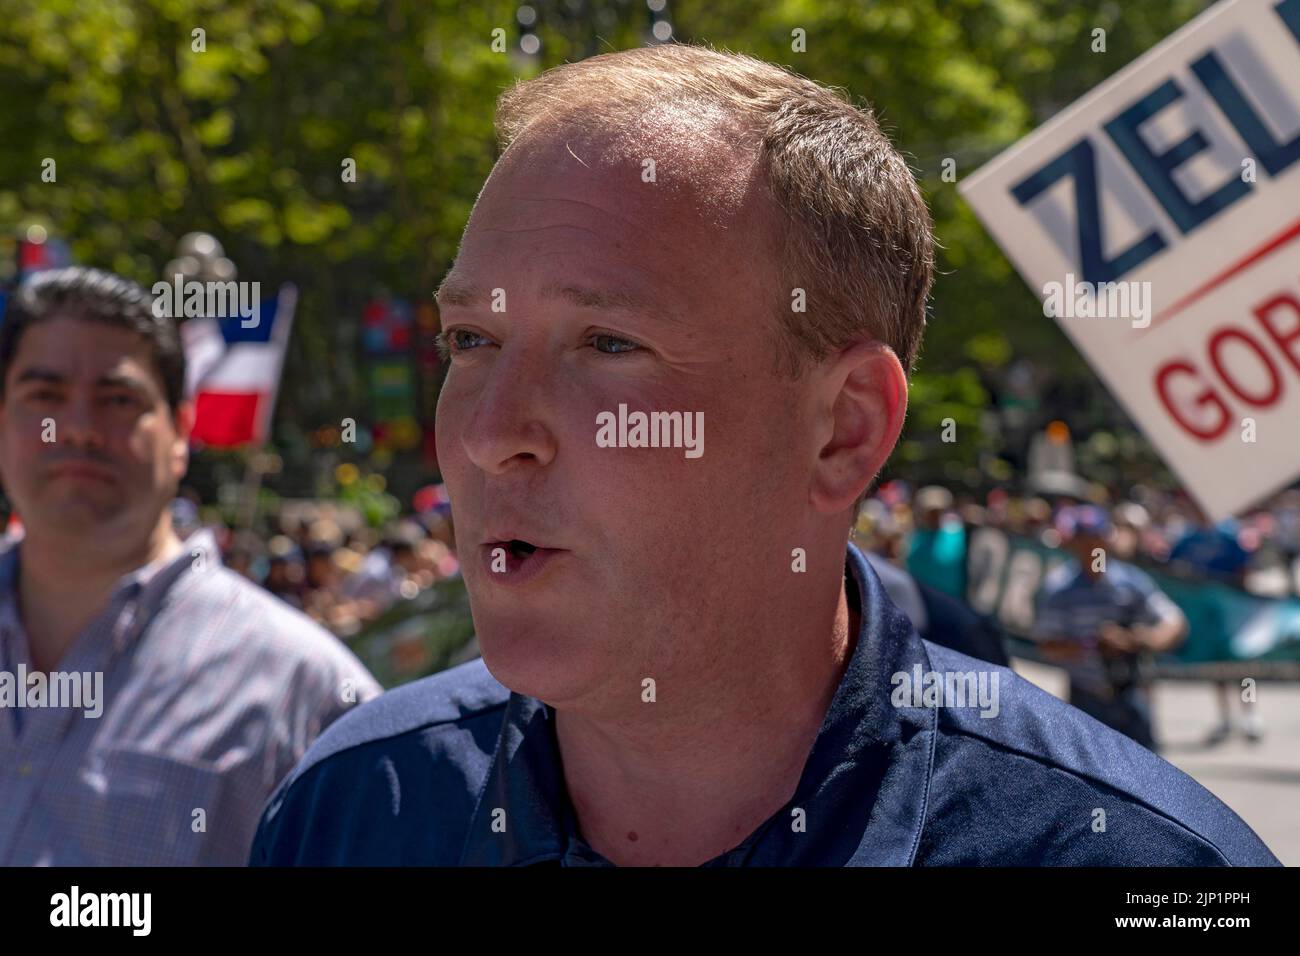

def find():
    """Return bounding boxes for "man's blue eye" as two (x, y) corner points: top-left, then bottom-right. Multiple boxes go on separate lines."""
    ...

(436, 329), (491, 359)
(452, 329), (490, 350)
(592, 334), (640, 355)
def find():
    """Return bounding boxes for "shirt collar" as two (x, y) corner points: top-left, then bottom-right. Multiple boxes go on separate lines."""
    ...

(132, 529), (219, 601)
(0, 528), (220, 659)
(460, 540), (937, 866)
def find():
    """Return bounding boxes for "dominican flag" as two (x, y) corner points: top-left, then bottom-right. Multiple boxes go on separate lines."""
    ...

(181, 283), (297, 448)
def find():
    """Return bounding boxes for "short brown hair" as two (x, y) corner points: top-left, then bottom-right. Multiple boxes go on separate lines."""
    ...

(494, 42), (934, 376)
(1, 267), (186, 410)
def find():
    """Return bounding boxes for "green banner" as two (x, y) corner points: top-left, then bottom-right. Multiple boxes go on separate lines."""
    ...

(948, 527), (1300, 677)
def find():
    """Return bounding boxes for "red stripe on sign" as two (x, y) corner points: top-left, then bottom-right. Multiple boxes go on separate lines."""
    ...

(192, 391), (263, 447)
(1142, 216), (1300, 335)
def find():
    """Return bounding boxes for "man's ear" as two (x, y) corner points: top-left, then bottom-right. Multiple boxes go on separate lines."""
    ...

(809, 341), (908, 515)
(171, 401), (194, 479)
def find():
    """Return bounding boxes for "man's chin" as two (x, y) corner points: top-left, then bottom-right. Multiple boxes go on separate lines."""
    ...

(475, 625), (601, 705)
(28, 496), (126, 533)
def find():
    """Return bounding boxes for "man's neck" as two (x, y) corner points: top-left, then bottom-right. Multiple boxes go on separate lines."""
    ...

(556, 570), (861, 867)
(16, 520), (184, 672)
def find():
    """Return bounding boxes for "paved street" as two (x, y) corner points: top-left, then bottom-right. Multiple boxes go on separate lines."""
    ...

(1013, 659), (1300, 865)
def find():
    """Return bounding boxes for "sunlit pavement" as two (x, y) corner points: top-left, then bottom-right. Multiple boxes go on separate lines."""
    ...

(1012, 658), (1300, 866)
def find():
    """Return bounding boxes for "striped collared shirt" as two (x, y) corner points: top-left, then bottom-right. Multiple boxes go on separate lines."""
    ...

(1034, 560), (1182, 693)
(0, 528), (382, 865)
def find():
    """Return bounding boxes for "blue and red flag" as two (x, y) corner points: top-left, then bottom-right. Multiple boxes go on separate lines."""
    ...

(181, 284), (297, 448)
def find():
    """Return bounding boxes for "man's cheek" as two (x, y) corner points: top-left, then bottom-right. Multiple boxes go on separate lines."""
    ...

(119, 429), (166, 487)
(433, 413), (457, 468)
(587, 449), (711, 533)
(17, 413), (50, 449)
(14, 422), (53, 472)
(121, 430), (151, 466)
(433, 414), (471, 497)
(434, 390), (470, 468)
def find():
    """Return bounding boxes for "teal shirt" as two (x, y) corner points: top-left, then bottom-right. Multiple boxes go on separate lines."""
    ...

(906, 523), (967, 599)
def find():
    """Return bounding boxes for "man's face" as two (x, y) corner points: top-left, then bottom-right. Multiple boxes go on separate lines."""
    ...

(919, 506), (943, 531)
(0, 317), (189, 544)
(436, 121), (819, 708)
(1071, 531), (1108, 578)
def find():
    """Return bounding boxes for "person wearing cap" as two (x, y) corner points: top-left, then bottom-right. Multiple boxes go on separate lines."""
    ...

(905, 485), (965, 599)
(1035, 506), (1187, 751)
(0, 267), (382, 865)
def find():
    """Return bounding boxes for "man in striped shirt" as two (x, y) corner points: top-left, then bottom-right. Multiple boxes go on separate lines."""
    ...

(0, 267), (381, 865)
(1035, 505), (1187, 752)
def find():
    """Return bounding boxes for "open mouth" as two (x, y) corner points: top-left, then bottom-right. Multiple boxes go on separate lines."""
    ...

(481, 537), (564, 584)
(505, 538), (536, 558)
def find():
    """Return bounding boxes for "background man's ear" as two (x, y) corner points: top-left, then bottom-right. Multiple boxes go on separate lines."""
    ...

(172, 401), (195, 476)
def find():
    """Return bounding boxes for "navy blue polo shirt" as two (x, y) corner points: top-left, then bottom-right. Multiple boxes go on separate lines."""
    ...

(249, 542), (1280, 866)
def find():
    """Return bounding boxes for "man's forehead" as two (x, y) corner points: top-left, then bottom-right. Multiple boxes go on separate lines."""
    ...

(487, 111), (764, 227)
(10, 319), (157, 379)
(436, 272), (690, 330)
(446, 115), (781, 323)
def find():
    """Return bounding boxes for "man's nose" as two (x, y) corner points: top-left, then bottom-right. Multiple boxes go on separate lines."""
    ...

(57, 393), (106, 449)
(458, 355), (558, 475)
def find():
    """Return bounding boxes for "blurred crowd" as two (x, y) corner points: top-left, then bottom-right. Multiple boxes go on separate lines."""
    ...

(171, 485), (462, 639)
(856, 480), (1300, 597)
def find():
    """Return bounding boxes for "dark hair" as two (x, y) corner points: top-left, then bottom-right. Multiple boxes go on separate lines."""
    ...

(0, 266), (186, 409)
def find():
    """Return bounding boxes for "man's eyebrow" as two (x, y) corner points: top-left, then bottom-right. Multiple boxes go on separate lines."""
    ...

(14, 367), (66, 386)
(541, 281), (665, 316)
(13, 368), (150, 392)
(435, 277), (681, 323)
(434, 277), (482, 308)
(95, 372), (149, 391)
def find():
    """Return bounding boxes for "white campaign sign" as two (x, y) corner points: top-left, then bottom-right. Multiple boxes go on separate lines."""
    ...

(961, 0), (1300, 519)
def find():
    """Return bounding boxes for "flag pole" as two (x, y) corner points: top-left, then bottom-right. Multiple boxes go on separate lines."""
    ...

(237, 453), (266, 532)
(256, 282), (297, 446)
(238, 283), (297, 533)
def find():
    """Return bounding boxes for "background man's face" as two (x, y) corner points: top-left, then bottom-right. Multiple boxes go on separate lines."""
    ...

(1071, 530), (1109, 579)
(436, 120), (817, 709)
(0, 318), (188, 543)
